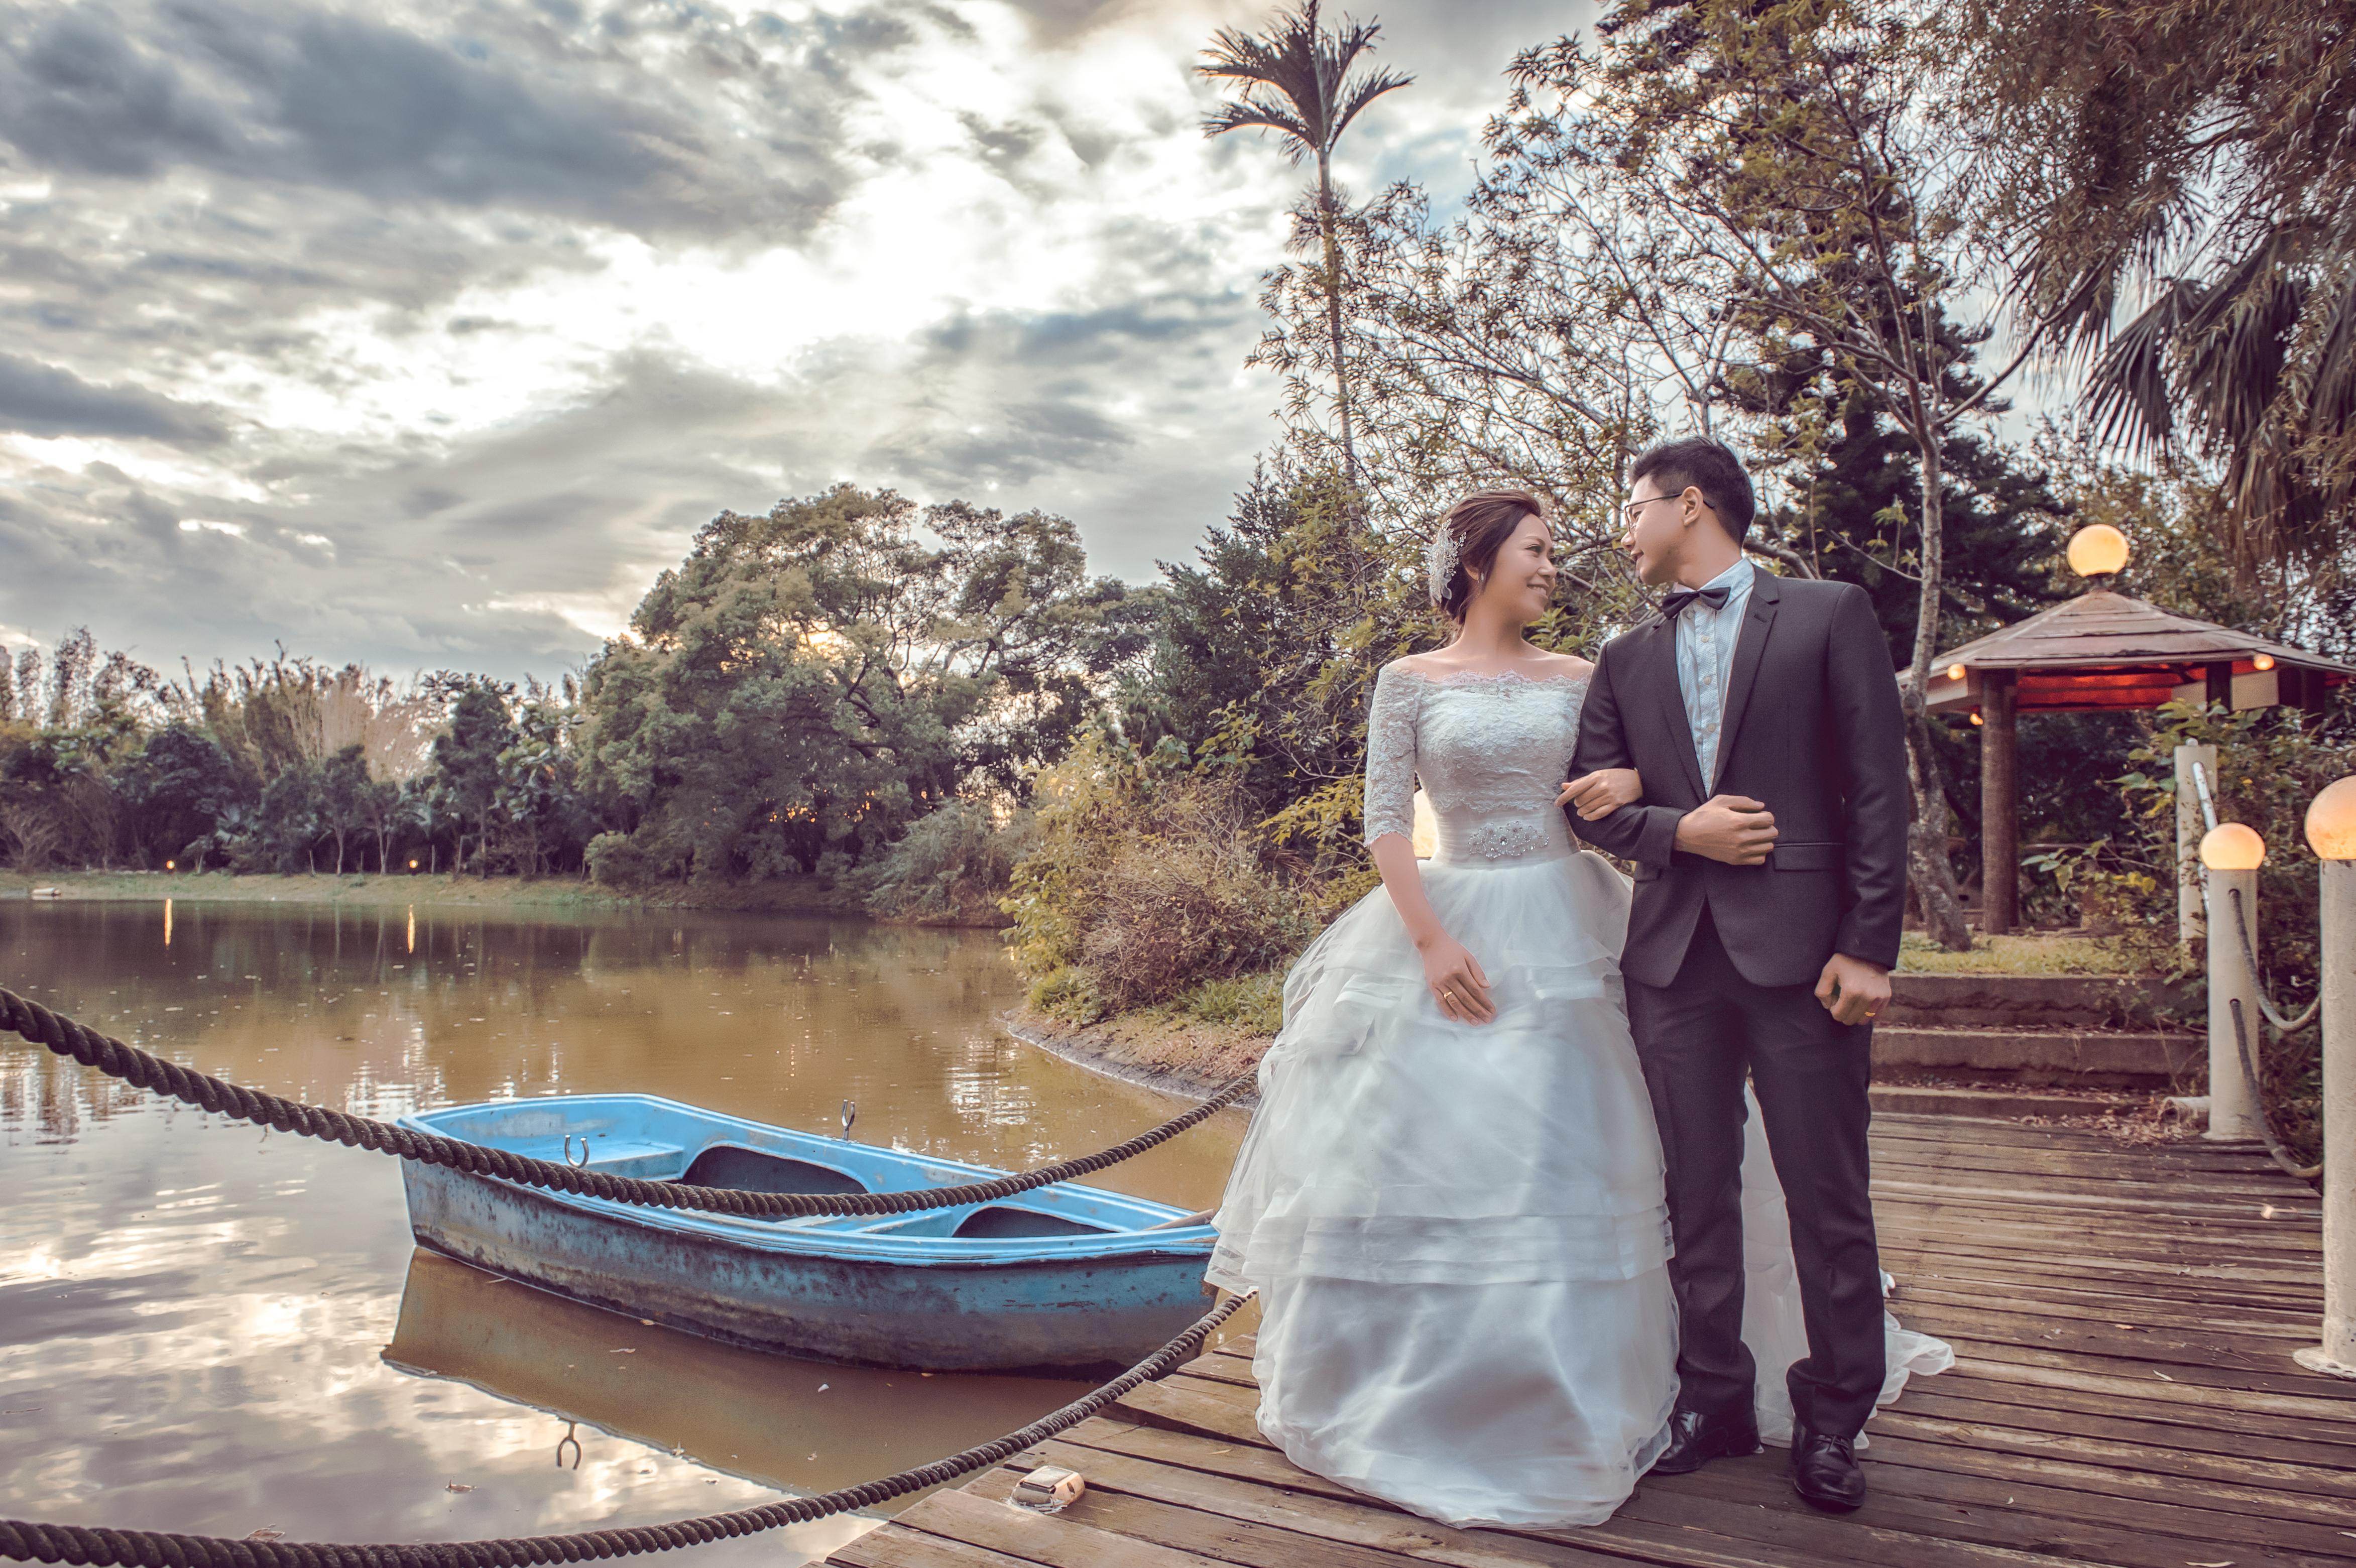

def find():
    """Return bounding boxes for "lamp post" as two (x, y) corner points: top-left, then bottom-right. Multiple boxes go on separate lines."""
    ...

(2201, 822), (2267, 1142)
(2296, 776), (2356, 1379)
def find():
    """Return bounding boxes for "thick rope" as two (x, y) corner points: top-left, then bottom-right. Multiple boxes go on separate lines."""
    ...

(2227, 997), (2324, 1183)
(2225, 886), (2322, 1035)
(0, 1288), (1254, 1566)
(0, 986), (1253, 1218)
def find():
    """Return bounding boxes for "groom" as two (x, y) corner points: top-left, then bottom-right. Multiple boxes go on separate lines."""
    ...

(1570, 437), (1909, 1513)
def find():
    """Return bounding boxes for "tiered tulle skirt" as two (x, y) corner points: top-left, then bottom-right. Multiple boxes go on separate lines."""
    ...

(1208, 845), (1680, 1527)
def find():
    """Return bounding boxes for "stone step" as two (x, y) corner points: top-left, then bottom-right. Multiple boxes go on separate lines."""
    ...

(1871, 1024), (2199, 1085)
(1885, 973), (2192, 1030)
(1867, 1083), (2147, 1120)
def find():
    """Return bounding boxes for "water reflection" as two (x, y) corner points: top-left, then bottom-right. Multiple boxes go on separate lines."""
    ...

(386, 1251), (1081, 1497)
(0, 898), (1248, 1566)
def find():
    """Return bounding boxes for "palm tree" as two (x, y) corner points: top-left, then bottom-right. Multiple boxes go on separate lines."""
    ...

(1968, 0), (2354, 577)
(1200, 2), (1412, 491)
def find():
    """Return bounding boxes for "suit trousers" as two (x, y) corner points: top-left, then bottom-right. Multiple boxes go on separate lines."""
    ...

(1626, 907), (1886, 1438)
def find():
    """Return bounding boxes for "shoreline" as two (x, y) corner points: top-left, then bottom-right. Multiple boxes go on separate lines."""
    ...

(0, 869), (999, 923)
(999, 1010), (1267, 1111)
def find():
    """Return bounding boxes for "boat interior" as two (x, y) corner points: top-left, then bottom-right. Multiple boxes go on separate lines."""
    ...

(410, 1095), (1188, 1241)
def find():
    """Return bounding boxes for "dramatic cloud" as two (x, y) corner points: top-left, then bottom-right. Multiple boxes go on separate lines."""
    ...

(0, 0), (1594, 680)
(0, 352), (229, 443)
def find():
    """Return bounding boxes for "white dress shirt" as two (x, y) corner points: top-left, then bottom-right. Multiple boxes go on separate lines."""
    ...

(1674, 557), (1756, 791)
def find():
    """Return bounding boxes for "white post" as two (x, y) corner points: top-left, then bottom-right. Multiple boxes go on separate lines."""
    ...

(2176, 744), (2216, 943)
(2203, 861), (2264, 1142)
(2297, 781), (2356, 1379)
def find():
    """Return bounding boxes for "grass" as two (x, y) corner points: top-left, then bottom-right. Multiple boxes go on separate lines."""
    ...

(1895, 931), (2143, 975)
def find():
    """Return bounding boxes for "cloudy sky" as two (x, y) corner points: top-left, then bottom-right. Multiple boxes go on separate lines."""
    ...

(0, 0), (1595, 683)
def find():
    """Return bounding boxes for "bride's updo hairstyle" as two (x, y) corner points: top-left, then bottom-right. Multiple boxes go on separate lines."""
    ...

(1429, 490), (1549, 624)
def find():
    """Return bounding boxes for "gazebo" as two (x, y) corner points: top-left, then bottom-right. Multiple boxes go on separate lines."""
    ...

(1925, 526), (2353, 935)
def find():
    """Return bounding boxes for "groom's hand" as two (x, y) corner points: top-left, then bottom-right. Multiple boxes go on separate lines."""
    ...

(1816, 952), (1892, 1026)
(1674, 795), (1778, 865)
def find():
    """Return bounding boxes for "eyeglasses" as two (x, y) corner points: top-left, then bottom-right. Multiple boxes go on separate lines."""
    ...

(1620, 495), (1683, 529)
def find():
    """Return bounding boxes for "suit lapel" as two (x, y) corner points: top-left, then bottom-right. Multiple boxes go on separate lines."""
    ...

(1637, 613), (1707, 803)
(1713, 569), (1782, 783)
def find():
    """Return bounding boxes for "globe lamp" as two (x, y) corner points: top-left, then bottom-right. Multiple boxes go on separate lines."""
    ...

(2200, 822), (2266, 871)
(2307, 775), (2356, 861)
(2066, 523), (2131, 578)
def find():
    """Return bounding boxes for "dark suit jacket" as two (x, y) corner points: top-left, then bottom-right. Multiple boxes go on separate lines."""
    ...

(1572, 570), (1909, 990)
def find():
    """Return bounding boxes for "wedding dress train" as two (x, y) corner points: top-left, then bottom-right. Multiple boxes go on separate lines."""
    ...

(1206, 666), (1948, 1530)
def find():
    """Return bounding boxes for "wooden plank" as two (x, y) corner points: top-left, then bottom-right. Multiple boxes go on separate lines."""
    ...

(830, 1524), (1045, 1568)
(1866, 1406), (2356, 1498)
(1890, 1303), (2331, 1372)
(1905, 1372), (2356, 1453)
(1926, 1336), (2356, 1405)
(1893, 1385), (2356, 1466)
(892, 1486), (1237, 1567)
(1634, 1454), (2338, 1568)
(967, 1460), (1602, 1568)
(1856, 1430), (2356, 1530)
(1031, 1428), (1634, 1566)
(1936, 1351), (2356, 1428)
(1850, 1449), (2356, 1561)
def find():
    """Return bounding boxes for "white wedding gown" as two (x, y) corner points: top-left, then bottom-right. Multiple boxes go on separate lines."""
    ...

(1206, 666), (1949, 1530)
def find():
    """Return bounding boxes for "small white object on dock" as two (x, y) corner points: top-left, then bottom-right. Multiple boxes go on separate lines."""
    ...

(1009, 1466), (1085, 1515)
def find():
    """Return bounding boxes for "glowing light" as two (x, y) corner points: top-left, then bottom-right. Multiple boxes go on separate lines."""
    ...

(1947, 664), (1966, 682)
(2254, 653), (2276, 671)
(164, 860), (175, 871)
(408, 859), (419, 870)
(2199, 822), (2266, 871)
(163, 899), (172, 948)
(1969, 713), (1984, 726)
(2306, 776), (2356, 860)
(2065, 524), (2131, 577)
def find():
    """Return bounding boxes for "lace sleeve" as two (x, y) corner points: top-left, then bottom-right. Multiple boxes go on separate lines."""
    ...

(1362, 664), (1422, 846)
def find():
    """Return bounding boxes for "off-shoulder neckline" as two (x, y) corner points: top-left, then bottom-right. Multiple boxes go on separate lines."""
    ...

(1385, 664), (1590, 689)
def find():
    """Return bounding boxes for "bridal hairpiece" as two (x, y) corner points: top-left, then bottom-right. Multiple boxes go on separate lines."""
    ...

(1425, 523), (1462, 607)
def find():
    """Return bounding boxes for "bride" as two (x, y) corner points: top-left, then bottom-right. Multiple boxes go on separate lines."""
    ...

(1205, 489), (1946, 1530)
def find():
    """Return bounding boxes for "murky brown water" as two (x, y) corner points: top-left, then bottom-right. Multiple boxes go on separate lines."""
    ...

(0, 898), (1248, 1565)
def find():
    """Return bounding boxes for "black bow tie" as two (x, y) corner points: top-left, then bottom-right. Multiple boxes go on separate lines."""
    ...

(1660, 583), (1730, 620)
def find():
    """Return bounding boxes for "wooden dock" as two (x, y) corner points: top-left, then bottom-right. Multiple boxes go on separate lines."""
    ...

(828, 1113), (2355, 1568)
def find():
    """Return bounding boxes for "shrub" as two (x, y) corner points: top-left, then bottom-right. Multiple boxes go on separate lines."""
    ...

(2051, 694), (2352, 1164)
(862, 799), (1035, 925)
(1004, 732), (1319, 1020)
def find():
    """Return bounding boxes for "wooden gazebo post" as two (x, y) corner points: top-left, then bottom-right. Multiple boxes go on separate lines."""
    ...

(1980, 671), (2019, 935)
(1926, 525), (2351, 938)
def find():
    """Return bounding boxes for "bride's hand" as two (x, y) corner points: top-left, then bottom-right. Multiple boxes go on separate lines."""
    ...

(1419, 934), (1495, 1024)
(1557, 768), (1642, 821)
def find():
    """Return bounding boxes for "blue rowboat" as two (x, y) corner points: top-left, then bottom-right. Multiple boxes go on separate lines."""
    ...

(397, 1094), (1219, 1377)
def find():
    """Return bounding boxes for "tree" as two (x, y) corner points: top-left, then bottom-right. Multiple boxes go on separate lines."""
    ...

(318, 744), (373, 875)
(430, 683), (515, 879)
(580, 485), (1138, 884)
(1500, 0), (2069, 947)
(257, 762), (323, 874)
(1201, 0), (1413, 490)
(122, 723), (251, 868)
(1959, 0), (2356, 578)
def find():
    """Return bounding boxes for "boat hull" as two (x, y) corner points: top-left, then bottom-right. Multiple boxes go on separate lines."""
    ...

(400, 1159), (1216, 1377)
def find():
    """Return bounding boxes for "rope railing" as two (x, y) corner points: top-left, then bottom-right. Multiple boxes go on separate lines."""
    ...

(0, 985), (1253, 1218)
(2226, 885), (2323, 1035)
(2227, 996), (2325, 1183)
(0, 1287), (1256, 1567)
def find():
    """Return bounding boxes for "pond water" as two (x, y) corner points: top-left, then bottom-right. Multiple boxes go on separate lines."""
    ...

(0, 898), (1249, 1567)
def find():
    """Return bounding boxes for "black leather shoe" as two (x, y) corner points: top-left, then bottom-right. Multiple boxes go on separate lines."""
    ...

(1650, 1406), (1762, 1476)
(1790, 1423), (1867, 1511)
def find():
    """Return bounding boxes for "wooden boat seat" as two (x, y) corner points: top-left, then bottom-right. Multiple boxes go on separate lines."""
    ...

(678, 1143), (869, 1196)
